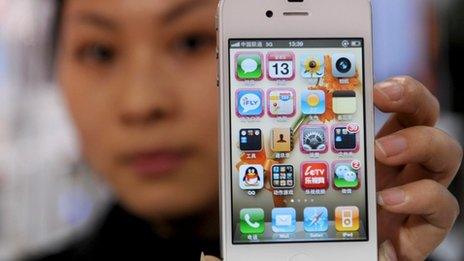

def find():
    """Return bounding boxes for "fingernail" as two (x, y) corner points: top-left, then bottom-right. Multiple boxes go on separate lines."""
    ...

(379, 240), (398, 261)
(375, 135), (407, 157)
(377, 188), (405, 206)
(376, 82), (404, 101)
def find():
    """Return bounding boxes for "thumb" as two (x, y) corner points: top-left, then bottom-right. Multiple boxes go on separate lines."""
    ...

(378, 240), (398, 261)
(200, 252), (221, 261)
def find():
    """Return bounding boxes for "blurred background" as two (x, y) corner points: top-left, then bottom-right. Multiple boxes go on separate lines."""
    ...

(0, 0), (462, 260)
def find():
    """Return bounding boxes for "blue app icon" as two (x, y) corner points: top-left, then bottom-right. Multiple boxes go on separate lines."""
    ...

(236, 89), (264, 117)
(304, 207), (328, 232)
(272, 207), (296, 233)
(301, 90), (326, 115)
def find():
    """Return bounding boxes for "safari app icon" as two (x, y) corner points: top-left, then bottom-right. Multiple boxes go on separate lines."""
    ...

(236, 53), (263, 80)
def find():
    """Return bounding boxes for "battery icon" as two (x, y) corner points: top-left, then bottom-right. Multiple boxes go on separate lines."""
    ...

(351, 41), (362, 47)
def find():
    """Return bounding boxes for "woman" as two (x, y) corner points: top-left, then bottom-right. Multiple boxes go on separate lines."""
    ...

(31, 0), (462, 260)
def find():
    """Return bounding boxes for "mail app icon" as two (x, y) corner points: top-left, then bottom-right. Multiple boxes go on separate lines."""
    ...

(276, 214), (292, 226)
(272, 208), (296, 233)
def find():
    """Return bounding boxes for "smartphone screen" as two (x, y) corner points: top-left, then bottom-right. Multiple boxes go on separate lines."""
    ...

(228, 38), (368, 244)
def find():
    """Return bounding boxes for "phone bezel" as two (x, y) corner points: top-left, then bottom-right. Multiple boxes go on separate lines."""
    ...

(218, 0), (377, 260)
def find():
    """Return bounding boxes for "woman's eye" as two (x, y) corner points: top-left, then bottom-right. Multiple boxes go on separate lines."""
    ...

(172, 33), (215, 55)
(77, 43), (116, 64)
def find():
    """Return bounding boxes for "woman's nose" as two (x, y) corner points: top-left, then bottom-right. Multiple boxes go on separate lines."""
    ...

(117, 51), (177, 127)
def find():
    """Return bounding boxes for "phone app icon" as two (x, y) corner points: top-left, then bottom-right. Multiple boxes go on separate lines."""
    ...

(300, 125), (328, 153)
(300, 162), (329, 190)
(333, 161), (359, 189)
(301, 90), (326, 115)
(239, 164), (264, 190)
(271, 165), (294, 189)
(240, 208), (265, 234)
(332, 53), (356, 78)
(239, 129), (262, 151)
(335, 206), (360, 232)
(268, 88), (296, 117)
(236, 89), (264, 117)
(304, 207), (329, 232)
(332, 125), (359, 152)
(267, 51), (295, 80)
(236, 53), (263, 80)
(271, 128), (292, 152)
(301, 54), (325, 78)
(272, 208), (296, 233)
(332, 90), (357, 115)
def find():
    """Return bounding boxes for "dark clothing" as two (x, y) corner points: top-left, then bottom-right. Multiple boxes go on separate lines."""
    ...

(26, 204), (220, 261)
(448, 0), (464, 113)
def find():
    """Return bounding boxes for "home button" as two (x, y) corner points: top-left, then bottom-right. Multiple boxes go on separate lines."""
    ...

(290, 253), (312, 261)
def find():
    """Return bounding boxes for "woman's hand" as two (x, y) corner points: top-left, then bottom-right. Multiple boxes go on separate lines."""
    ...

(374, 76), (462, 260)
(203, 76), (462, 261)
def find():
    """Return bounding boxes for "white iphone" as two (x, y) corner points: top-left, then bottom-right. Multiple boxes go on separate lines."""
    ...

(217, 0), (377, 260)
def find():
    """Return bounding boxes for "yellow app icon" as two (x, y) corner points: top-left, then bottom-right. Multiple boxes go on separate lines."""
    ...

(335, 206), (360, 232)
(271, 128), (292, 152)
(332, 90), (357, 115)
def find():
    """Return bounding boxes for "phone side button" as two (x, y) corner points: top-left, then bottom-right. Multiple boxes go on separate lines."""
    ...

(290, 253), (312, 261)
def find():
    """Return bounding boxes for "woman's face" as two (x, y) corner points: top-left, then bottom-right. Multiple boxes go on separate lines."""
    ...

(57, 0), (218, 220)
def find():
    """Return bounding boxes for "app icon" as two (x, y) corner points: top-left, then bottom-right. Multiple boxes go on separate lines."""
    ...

(236, 89), (264, 117)
(239, 129), (262, 151)
(272, 208), (296, 233)
(239, 164), (264, 190)
(300, 125), (328, 153)
(333, 161), (359, 189)
(332, 53), (356, 78)
(267, 52), (295, 80)
(268, 88), (296, 117)
(332, 90), (357, 115)
(301, 54), (324, 78)
(304, 207), (329, 232)
(271, 128), (292, 152)
(335, 206), (360, 232)
(240, 208), (265, 234)
(301, 90), (326, 115)
(332, 125), (358, 152)
(236, 53), (263, 80)
(300, 162), (329, 190)
(271, 165), (294, 189)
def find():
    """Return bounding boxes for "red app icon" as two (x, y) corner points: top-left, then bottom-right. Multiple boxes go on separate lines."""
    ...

(300, 162), (329, 190)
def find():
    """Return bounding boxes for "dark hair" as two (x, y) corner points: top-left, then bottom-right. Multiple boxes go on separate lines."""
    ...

(49, 0), (64, 73)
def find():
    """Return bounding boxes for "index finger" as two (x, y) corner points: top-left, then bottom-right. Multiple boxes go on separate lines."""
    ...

(374, 76), (440, 138)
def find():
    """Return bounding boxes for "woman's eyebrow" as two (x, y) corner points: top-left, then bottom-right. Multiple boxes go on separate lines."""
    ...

(73, 12), (119, 31)
(162, 0), (212, 24)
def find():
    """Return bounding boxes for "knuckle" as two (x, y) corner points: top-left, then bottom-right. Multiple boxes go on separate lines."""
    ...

(411, 126), (439, 142)
(433, 128), (463, 171)
(418, 179), (442, 193)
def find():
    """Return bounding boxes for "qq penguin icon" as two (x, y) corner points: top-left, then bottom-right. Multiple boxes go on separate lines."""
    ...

(239, 165), (264, 190)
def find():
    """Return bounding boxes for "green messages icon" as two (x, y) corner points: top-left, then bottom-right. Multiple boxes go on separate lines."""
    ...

(240, 208), (265, 234)
(236, 54), (262, 80)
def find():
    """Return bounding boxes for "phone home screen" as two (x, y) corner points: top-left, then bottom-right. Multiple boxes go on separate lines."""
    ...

(229, 39), (368, 244)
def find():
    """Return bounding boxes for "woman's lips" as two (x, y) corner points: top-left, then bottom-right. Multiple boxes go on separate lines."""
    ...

(126, 150), (190, 179)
